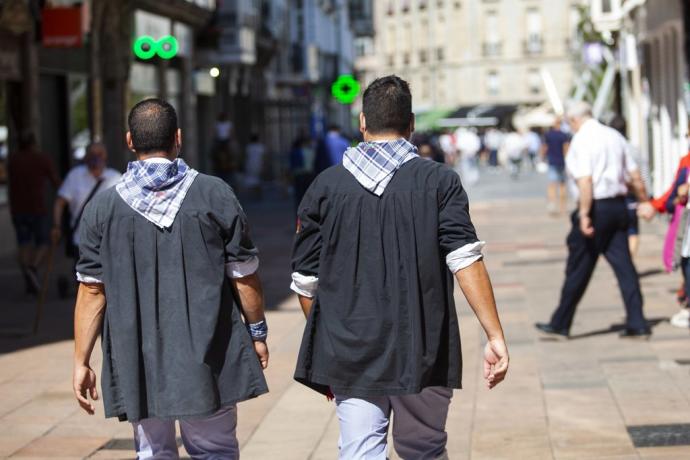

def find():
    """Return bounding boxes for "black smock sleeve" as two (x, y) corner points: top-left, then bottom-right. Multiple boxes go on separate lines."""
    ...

(76, 200), (104, 283)
(290, 181), (322, 297)
(220, 187), (259, 278)
(438, 169), (481, 258)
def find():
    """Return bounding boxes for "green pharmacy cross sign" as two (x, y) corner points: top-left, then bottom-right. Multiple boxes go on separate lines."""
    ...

(133, 35), (179, 60)
(331, 75), (361, 105)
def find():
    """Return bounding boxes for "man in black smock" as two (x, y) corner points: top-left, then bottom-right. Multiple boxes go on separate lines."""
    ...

(72, 99), (269, 459)
(291, 76), (509, 459)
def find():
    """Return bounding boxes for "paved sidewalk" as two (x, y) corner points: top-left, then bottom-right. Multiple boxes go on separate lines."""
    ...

(1, 174), (689, 459)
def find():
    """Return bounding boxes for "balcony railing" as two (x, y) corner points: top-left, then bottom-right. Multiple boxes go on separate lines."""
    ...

(523, 36), (544, 55)
(482, 41), (502, 57)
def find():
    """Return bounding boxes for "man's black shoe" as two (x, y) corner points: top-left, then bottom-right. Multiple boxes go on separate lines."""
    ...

(535, 322), (569, 340)
(619, 328), (651, 340)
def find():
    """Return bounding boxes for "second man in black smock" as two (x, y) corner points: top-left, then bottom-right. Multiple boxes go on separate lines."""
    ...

(291, 75), (509, 459)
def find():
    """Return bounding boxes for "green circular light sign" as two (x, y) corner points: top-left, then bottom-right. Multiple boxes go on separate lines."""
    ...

(133, 35), (179, 60)
(331, 75), (361, 105)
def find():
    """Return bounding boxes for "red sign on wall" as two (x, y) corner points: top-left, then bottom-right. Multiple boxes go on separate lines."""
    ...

(42, 7), (83, 48)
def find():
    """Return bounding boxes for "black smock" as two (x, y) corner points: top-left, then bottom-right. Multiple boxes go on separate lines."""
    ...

(292, 158), (480, 397)
(77, 174), (268, 422)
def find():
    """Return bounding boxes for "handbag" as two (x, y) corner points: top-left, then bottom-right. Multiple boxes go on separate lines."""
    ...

(663, 203), (688, 272)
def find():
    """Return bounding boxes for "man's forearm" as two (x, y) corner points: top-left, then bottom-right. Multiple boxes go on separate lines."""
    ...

(455, 260), (504, 340)
(233, 273), (266, 324)
(630, 171), (649, 203)
(577, 177), (594, 216)
(298, 295), (313, 318)
(74, 283), (106, 366)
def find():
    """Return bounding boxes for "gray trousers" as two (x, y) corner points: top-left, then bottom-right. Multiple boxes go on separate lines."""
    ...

(132, 406), (238, 459)
(335, 387), (453, 460)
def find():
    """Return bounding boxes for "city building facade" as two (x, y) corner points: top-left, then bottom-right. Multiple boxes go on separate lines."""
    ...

(356, 0), (583, 118)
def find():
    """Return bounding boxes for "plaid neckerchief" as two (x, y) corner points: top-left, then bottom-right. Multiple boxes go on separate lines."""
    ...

(116, 158), (199, 229)
(342, 138), (418, 196)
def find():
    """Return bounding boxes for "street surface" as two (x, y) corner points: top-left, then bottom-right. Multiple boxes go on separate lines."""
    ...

(1, 168), (689, 459)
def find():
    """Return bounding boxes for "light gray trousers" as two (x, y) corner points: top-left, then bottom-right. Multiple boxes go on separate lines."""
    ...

(335, 387), (453, 460)
(132, 406), (238, 460)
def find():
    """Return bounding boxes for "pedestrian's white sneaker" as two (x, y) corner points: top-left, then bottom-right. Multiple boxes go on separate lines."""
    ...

(669, 308), (690, 328)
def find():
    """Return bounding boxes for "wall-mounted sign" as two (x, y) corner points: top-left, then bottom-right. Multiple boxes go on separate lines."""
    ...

(133, 35), (179, 60)
(331, 75), (360, 105)
(42, 6), (84, 47)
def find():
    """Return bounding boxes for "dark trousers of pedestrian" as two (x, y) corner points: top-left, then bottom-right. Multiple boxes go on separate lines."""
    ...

(550, 197), (647, 332)
(489, 149), (498, 167)
(680, 258), (690, 302)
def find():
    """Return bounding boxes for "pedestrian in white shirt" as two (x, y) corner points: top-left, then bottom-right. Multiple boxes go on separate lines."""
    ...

(483, 128), (504, 169)
(502, 130), (527, 179)
(523, 129), (542, 168)
(52, 142), (121, 297)
(454, 128), (481, 185)
(244, 133), (265, 198)
(536, 101), (652, 339)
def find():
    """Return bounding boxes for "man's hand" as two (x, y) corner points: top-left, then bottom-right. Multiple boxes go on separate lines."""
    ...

(484, 338), (509, 389)
(254, 341), (269, 369)
(580, 215), (594, 238)
(73, 364), (98, 414)
(637, 201), (656, 221)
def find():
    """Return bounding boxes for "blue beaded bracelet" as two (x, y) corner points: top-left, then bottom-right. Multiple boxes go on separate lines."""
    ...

(247, 320), (268, 342)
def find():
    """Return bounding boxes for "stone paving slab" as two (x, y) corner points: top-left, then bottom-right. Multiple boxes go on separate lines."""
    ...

(1, 186), (689, 459)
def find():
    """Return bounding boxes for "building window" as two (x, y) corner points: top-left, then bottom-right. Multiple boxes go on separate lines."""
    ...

(419, 49), (428, 63)
(524, 8), (543, 55)
(387, 54), (395, 67)
(437, 47), (444, 61)
(402, 0), (410, 13)
(355, 37), (373, 58)
(419, 0), (427, 10)
(454, 1), (461, 9)
(487, 70), (500, 96)
(422, 75), (430, 100)
(403, 52), (410, 65)
(483, 10), (501, 57)
(528, 68), (541, 94)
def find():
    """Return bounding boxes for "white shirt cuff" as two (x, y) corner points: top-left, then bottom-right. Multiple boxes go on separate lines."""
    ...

(290, 272), (319, 298)
(226, 256), (260, 279)
(76, 272), (103, 284)
(446, 241), (486, 273)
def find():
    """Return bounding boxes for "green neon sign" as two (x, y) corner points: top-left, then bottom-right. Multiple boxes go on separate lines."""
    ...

(133, 35), (179, 60)
(331, 75), (361, 105)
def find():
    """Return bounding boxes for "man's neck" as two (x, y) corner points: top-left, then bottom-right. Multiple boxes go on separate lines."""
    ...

(364, 132), (408, 143)
(137, 152), (174, 161)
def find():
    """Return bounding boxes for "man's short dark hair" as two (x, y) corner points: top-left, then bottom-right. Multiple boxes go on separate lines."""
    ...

(362, 75), (413, 135)
(128, 98), (178, 154)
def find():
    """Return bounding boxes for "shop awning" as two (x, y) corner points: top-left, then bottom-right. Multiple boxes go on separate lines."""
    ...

(414, 108), (454, 131)
(439, 104), (517, 128)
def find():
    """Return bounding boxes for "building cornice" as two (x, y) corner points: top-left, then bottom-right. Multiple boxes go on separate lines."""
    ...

(135, 0), (212, 28)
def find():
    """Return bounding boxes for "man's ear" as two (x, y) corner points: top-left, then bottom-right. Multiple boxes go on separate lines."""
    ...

(176, 129), (183, 152)
(409, 114), (415, 134)
(126, 132), (135, 152)
(359, 112), (366, 134)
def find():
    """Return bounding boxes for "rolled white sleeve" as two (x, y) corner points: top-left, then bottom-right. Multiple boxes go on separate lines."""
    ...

(446, 241), (486, 273)
(290, 272), (319, 298)
(76, 272), (103, 284)
(225, 256), (259, 279)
